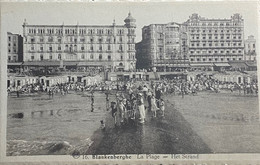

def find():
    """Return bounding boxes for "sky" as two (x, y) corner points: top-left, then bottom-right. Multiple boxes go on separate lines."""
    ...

(1, 1), (259, 44)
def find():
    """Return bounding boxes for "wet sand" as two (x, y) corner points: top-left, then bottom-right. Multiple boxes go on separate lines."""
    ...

(86, 98), (212, 154)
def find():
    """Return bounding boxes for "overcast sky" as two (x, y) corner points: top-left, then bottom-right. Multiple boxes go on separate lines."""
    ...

(1, 1), (259, 44)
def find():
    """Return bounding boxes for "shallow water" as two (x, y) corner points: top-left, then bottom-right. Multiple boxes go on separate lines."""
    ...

(7, 91), (113, 156)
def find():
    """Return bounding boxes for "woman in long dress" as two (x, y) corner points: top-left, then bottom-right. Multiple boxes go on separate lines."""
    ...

(151, 95), (158, 118)
(137, 93), (145, 123)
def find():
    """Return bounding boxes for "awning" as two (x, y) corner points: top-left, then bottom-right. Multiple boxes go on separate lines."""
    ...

(190, 63), (213, 67)
(22, 61), (60, 66)
(213, 63), (231, 67)
(228, 62), (247, 68)
(78, 62), (103, 66)
(8, 62), (23, 66)
(245, 61), (257, 67)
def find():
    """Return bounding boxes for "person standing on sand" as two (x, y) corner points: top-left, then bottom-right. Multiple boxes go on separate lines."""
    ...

(151, 94), (158, 118)
(137, 93), (145, 123)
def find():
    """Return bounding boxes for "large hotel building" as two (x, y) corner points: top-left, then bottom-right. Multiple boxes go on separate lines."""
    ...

(22, 12), (136, 71)
(136, 13), (245, 70)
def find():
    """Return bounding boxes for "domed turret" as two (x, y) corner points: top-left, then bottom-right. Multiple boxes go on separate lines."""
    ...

(124, 12), (136, 28)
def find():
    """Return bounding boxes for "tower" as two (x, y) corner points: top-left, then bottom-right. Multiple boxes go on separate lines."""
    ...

(124, 12), (136, 71)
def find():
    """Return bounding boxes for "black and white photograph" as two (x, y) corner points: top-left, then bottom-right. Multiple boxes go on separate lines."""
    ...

(0, 0), (259, 163)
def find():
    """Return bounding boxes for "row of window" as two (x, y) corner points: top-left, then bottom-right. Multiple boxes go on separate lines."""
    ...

(189, 22), (242, 26)
(8, 36), (17, 42)
(8, 48), (17, 53)
(190, 50), (243, 54)
(29, 44), (135, 52)
(190, 27), (242, 32)
(190, 42), (243, 47)
(190, 57), (242, 62)
(27, 28), (135, 35)
(191, 36), (242, 40)
(28, 36), (135, 43)
(30, 54), (135, 61)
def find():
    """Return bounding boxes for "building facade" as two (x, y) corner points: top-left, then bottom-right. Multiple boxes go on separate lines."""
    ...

(7, 32), (23, 62)
(136, 22), (189, 71)
(185, 13), (244, 64)
(244, 35), (256, 61)
(22, 12), (136, 71)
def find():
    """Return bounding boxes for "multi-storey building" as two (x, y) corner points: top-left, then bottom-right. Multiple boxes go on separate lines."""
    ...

(244, 35), (256, 61)
(7, 32), (23, 62)
(185, 13), (244, 65)
(136, 22), (189, 71)
(22, 12), (136, 71)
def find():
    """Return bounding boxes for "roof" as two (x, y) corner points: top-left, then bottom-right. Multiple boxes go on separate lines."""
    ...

(124, 12), (136, 21)
(213, 63), (231, 67)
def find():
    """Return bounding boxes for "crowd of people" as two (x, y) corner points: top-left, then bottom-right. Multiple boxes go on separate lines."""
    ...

(7, 73), (258, 128)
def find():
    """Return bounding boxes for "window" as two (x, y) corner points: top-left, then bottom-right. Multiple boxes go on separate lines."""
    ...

(58, 38), (62, 42)
(81, 54), (85, 59)
(90, 54), (93, 59)
(221, 58), (224, 61)
(108, 45), (111, 50)
(40, 46), (43, 51)
(90, 45), (93, 51)
(49, 46), (52, 52)
(215, 58), (218, 61)
(99, 45), (102, 51)
(227, 58), (230, 61)
(119, 45), (123, 51)
(209, 58), (212, 61)
(80, 38), (85, 42)
(8, 49), (11, 53)
(233, 58), (236, 61)
(253, 44), (255, 48)
(49, 54), (52, 59)
(81, 46), (84, 51)
(197, 58), (200, 61)
(58, 54), (61, 60)
(58, 46), (61, 50)
(31, 38), (35, 42)
(8, 36), (11, 41)
(203, 58), (206, 61)
(108, 55), (111, 61)
(190, 59), (194, 61)
(99, 54), (102, 60)
(121, 55), (123, 60)
(31, 55), (34, 60)
(98, 38), (102, 42)
(48, 37), (53, 42)
(40, 54), (43, 61)
(31, 46), (34, 51)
